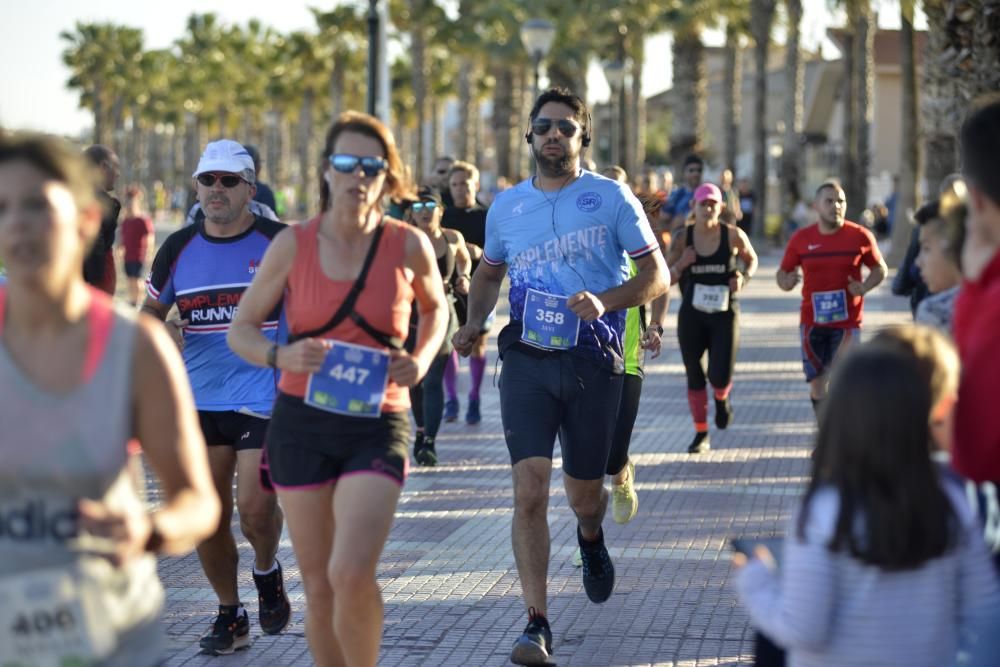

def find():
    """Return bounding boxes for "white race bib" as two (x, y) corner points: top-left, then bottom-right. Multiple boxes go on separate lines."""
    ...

(692, 284), (730, 313)
(0, 566), (115, 667)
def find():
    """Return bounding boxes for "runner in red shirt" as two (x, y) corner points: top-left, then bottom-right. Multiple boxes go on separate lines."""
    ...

(119, 186), (154, 306)
(776, 180), (887, 415)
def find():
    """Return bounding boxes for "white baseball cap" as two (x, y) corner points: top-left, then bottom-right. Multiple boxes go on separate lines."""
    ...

(192, 140), (255, 181)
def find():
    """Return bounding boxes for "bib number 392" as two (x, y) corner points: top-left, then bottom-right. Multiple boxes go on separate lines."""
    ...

(521, 289), (581, 350)
(305, 341), (390, 418)
(0, 567), (114, 666)
(691, 284), (730, 313)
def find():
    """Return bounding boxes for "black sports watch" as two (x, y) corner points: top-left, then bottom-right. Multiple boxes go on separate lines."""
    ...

(266, 344), (279, 369)
(649, 322), (664, 336)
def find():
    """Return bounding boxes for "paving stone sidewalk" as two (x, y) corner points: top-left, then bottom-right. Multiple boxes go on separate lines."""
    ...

(157, 251), (911, 666)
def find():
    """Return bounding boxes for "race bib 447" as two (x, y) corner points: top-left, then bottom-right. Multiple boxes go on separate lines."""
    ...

(305, 341), (390, 418)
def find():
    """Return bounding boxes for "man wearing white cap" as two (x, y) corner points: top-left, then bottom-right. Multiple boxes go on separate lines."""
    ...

(667, 182), (758, 453)
(141, 139), (291, 654)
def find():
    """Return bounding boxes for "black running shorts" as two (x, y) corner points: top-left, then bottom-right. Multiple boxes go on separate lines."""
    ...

(264, 393), (410, 489)
(499, 347), (623, 480)
(198, 410), (269, 451)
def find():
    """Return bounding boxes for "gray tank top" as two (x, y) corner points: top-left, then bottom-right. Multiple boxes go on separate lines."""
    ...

(0, 292), (164, 666)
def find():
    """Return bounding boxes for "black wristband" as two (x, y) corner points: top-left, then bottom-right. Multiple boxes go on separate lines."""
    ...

(266, 344), (279, 369)
(649, 323), (664, 336)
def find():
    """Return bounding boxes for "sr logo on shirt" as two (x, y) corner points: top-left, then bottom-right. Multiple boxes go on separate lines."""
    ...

(576, 192), (602, 212)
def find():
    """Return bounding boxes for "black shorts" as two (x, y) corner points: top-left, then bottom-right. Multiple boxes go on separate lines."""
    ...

(198, 410), (269, 451)
(124, 260), (145, 278)
(264, 393), (410, 489)
(499, 347), (623, 480)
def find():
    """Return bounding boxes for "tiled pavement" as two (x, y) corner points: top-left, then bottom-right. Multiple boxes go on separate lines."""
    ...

(156, 251), (911, 666)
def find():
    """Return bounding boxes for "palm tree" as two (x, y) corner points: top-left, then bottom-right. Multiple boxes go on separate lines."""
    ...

(851, 1), (875, 222)
(311, 4), (367, 123)
(722, 18), (745, 175)
(888, 0), (920, 266)
(667, 14), (707, 169)
(749, 0), (776, 239)
(780, 0), (804, 235)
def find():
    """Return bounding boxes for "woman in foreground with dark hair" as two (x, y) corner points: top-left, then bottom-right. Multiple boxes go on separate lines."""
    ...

(734, 325), (999, 667)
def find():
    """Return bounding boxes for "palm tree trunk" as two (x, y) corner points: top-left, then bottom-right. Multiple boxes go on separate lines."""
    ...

(411, 24), (427, 182)
(889, 0), (920, 266)
(493, 64), (515, 181)
(750, 0), (776, 240)
(920, 0), (957, 194)
(431, 99), (442, 166)
(840, 29), (856, 211)
(780, 0), (804, 231)
(457, 59), (474, 160)
(669, 29), (706, 170)
(298, 88), (315, 212)
(630, 34), (647, 177)
(722, 23), (743, 174)
(92, 79), (106, 146)
(851, 4), (875, 223)
(331, 59), (346, 119)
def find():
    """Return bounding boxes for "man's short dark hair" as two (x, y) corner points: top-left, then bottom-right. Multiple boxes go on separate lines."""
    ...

(960, 97), (1000, 205)
(83, 144), (115, 167)
(682, 154), (704, 169)
(528, 87), (590, 139)
(815, 179), (844, 199)
(243, 144), (262, 172)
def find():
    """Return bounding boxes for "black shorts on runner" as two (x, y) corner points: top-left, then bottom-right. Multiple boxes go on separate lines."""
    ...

(198, 410), (269, 451)
(499, 347), (623, 480)
(265, 392), (410, 489)
(124, 260), (145, 278)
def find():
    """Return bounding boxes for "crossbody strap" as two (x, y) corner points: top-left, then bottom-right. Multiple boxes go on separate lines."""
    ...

(287, 222), (386, 343)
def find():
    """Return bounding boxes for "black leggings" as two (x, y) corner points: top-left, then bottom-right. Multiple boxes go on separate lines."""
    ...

(677, 306), (739, 390)
(605, 373), (643, 476)
(409, 351), (449, 439)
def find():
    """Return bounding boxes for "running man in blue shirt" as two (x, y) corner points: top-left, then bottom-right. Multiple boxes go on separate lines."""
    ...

(142, 140), (290, 655)
(453, 88), (669, 666)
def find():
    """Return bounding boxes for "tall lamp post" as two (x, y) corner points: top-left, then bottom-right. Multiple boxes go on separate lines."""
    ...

(520, 19), (556, 101)
(603, 61), (625, 167)
(367, 0), (379, 116)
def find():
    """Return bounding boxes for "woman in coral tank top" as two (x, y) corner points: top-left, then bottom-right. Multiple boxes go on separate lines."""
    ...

(0, 135), (219, 666)
(229, 111), (448, 667)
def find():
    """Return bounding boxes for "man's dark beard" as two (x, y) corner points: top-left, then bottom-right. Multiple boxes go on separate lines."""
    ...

(532, 143), (576, 177)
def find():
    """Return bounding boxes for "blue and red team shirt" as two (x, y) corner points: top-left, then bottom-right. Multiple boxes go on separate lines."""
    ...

(483, 170), (659, 372)
(147, 216), (285, 413)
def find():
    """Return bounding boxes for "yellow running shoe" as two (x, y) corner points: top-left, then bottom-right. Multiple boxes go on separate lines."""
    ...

(611, 459), (638, 524)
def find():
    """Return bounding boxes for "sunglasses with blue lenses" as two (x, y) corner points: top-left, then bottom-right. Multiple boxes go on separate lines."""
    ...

(411, 201), (438, 212)
(329, 153), (389, 177)
(530, 118), (580, 138)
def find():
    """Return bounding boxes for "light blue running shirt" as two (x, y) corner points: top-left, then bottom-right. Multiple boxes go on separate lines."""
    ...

(483, 170), (658, 371)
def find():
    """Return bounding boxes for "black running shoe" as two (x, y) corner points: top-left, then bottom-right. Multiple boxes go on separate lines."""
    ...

(715, 397), (733, 429)
(253, 561), (291, 635)
(199, 605), (251, 655)
(413, 430), (426, 456)
(415, 436), (438, 467)
(578, 527), (615, 603)
(510, 607), (554, 666)
(688, 431), (711, 454)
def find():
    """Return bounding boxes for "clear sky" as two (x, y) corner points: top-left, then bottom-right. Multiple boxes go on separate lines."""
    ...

(1, 0), (908, 138)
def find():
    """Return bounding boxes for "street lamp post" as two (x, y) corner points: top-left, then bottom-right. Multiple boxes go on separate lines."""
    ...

(367, 0), (379, 116)
(603, 61), (625, 167)
(520, 19), (556, 101)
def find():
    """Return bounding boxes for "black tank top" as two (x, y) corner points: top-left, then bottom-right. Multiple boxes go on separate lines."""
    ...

(681, 223), (738, 309)
(405, 233), (457, 354)
(436, 235), (456, 289)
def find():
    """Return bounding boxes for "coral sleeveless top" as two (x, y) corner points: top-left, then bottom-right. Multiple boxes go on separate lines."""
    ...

(278, 216), (414, 413)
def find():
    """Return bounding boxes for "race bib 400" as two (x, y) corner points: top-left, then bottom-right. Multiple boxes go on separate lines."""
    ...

(305, 341), (390, 418)
(0, 567), (115, 667)
(521, 289), (581, 351)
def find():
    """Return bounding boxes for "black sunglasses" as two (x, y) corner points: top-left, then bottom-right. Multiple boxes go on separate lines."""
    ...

(196, 173), (245, 188)
(412, 201), (438, 212)
(329, 154), (388, 177)
(531, 118), (580, 138)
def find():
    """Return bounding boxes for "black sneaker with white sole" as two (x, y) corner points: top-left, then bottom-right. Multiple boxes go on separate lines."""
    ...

(253, 561), (292, 635)
(688, 431), (711, 454)
(510, 607), (554, 666)
(199, 605), (251, 655)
